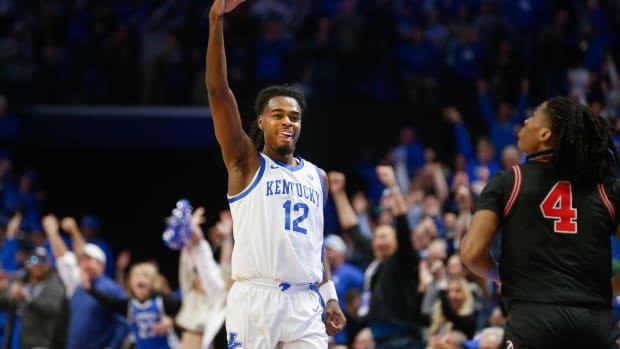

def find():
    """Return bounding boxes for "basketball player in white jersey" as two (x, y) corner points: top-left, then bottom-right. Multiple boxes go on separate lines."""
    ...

(205, 0), (346, 348)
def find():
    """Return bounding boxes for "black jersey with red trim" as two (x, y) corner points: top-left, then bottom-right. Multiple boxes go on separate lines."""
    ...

(477, 160), (620, 307)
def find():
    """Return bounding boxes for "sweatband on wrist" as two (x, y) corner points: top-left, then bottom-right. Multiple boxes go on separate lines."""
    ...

(319, 280), (338, 302)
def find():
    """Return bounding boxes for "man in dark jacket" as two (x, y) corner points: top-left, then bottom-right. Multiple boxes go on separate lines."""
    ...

(0, 246), (69, 349)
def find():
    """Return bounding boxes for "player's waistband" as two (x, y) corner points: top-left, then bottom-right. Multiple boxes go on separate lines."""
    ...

(241, 278), (318, 292)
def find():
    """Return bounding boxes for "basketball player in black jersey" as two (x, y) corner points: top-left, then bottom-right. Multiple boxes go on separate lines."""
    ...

(461, 96), (620, 348)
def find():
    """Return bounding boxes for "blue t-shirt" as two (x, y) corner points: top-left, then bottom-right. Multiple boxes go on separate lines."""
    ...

(67, 276), (129, 349)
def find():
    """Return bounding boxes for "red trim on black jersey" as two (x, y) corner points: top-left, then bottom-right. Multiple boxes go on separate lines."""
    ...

(504, 165), (522, 217)
(597, 183), (616, 222)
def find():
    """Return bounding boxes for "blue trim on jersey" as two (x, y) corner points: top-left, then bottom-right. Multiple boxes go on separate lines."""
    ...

(228, 155), (266, 203)
(313, 165), (326, 206)
(273, 156), (305, 171)
(321, 240), (325, 280)
(310, 284), (326, 321)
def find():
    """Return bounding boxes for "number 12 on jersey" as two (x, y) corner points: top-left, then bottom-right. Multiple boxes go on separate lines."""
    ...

(540, 181), (577, 234)
(283, 200), (309, 234)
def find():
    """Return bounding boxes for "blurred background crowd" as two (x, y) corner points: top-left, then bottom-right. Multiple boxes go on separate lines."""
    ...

(1, 0), (620, 349)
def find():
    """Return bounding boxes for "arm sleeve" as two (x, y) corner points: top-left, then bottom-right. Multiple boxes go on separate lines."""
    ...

(1, 238), (19, 272)
(395, 215), (418, 267)
(55, 252), (81, 297)
(160, 293), (182, 316)
(189, 240), (225, 296)
(341, 225), (374, 264)
(475, 170), (509, 215)
(86, 288), (129, 316)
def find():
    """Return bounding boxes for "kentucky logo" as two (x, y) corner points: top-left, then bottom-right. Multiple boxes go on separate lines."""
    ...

(228, 332), (243, 348)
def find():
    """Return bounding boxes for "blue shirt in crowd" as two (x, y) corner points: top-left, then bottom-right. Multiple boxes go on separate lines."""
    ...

(67, 276), (128, 349)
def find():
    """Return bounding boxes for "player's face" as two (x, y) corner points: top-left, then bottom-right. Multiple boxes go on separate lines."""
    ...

(258, 96), (301, 156)
(517, 102), (553, 155)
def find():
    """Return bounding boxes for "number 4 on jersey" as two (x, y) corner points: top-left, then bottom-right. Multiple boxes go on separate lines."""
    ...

(540, 181), (577, 234)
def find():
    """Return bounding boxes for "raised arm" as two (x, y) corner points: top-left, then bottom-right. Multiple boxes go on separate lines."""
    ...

(206, 0), (259, 194)
(512, 78), (529, 124)
(329, 172), (374, 263)
(444, 107), (475, 164)
(377, 165), (418, 266)
(187, 207), (226, 296)
(61, 217), (86, 254)
(328, 171), (359, 229)
(43, 215), (80, 297)
(42, 215), (69, 260)
(477, 79), (497, 129)
(2, 213), (22, 272)
(376, 165), (408, 217)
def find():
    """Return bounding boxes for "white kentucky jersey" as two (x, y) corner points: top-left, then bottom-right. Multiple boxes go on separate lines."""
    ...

(228, 152), (326, 284)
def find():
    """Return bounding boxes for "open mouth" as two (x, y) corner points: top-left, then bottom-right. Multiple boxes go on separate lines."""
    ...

(278, 130), (293, 140)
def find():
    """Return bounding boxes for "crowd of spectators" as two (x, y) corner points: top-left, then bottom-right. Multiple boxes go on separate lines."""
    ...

(2, 0), (620, 349)
(0, 0), (618, 112)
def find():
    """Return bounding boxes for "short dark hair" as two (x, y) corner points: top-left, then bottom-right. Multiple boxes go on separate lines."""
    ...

(546, 96), (617, 184)
(249, 85), (307, 150)
(253, 85), (307, 116)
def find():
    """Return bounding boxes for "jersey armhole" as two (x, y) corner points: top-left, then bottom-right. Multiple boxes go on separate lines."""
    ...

(597, 183), (616, 222)
(227, 154), (266, 203)
(503, 165), (522, 217)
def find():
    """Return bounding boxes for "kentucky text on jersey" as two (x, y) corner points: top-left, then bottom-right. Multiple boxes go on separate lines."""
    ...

(265, 179), (321, 208)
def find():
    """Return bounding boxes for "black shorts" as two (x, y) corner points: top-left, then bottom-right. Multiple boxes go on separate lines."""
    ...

(502, 302), (619, 349)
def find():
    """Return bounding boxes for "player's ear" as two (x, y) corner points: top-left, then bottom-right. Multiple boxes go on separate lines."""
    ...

(539, 127), (553, 144)
(258, 115), (264, 130)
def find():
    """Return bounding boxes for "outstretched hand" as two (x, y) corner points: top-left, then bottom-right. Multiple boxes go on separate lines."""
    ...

(376, 165), (397, 188)
(328, 171), (346, 194)
(189, 207), (207, 245)
(42, 215), (60, 236)
(324, 299), (346, 336)
(61, 217), (79, 235)
(210, 0), (246, 16)
(215, 209), (233, 238)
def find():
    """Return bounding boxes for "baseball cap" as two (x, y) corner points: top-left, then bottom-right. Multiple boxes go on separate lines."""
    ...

(27, 246), (50, 265)
(81, 243), (106, 264)
(324, 234), (347, 255)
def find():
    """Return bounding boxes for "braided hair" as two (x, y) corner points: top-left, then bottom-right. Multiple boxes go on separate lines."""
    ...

(249, 85), (307, 150)
(545, 96), (617, 184)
